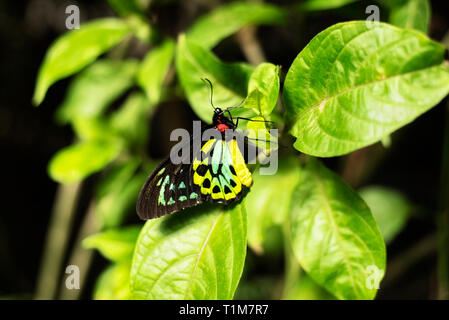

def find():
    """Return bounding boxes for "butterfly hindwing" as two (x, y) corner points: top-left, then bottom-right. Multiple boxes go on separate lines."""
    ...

(192, 137), (253, 205)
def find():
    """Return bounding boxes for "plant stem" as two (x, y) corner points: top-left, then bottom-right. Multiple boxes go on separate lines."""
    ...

(437, 102), (449, 300)
(35, 182), (82, 299)
(58, 200), (100, 300)
(235, 26), (266, 66)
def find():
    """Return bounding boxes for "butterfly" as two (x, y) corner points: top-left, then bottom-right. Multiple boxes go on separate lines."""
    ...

(136, 79), (270, 220)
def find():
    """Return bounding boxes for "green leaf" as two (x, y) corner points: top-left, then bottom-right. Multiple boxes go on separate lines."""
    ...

(83, 226), (141, 262)
(95, 160), (148, 228)
(389, 0), (430, 34)
(176, 35), (254, 122)
(48, 140), (122, 184)
(94, 263), (132, 300)
(244, 63), (280, 117)
(186, 2), (286, 49)
(299, 0), (360, 11)
(110, 92), (152, 149)
(283, 21), (449, 157)
(137, 39), (175, 105)
(245, 158), (300, 253)
(289, 159), (386, 300)
(56, 59), (138, 123)
(130, 204), (247, 299)
(359, 186), (411, 243)
(283, 271), (335, 300)
(108, 0), (145, 18)
(33, 18), (132, 105)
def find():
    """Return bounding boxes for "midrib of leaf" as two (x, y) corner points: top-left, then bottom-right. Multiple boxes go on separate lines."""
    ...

(296, 63), (446, 129)
(184, 213), (222, 299)
(313, 174), (360, 299)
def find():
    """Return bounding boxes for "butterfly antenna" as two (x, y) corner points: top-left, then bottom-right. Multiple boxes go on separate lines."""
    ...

(227, 96), (247, 111)
(201, 78), (217, 111)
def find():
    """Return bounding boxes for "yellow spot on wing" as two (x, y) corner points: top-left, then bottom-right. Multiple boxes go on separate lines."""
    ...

(228, 139), (252, 187)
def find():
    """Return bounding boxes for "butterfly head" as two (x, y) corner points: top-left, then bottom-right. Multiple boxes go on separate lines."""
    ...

(213, 107), (236, 132)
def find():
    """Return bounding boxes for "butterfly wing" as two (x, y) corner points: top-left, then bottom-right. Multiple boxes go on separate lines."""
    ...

(192, 137), (253, 204)
(136, 158), (204, 220)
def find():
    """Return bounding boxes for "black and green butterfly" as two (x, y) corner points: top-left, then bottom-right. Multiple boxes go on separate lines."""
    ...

(136, 80), (268, 220)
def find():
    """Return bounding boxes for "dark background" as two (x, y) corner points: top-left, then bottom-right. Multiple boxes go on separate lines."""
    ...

(1, 0), (449, 299)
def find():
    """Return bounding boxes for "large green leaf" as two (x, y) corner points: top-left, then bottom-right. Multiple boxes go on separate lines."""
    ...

(289, 159), (386, 300)
(299, 0), (360, 11)
(33, 18), (132, 105)
(137, 39), (175, 105)
(283, 21), (449, 157)
(244, 63), (280, 118)
(56, 59), (138, 123)
(176, 35), (254, 122)
(48, 140), (122, 184)
(130, 204), (247, 300)
(359, 185), (411, 243)
(245, 158), (300, 253)
(186, 2), (286, 49)
(389, 0), (430, 34)
(83, 226), (140, 262)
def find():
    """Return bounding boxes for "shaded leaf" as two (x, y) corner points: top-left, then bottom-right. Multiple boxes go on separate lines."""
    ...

(289, 159), (386, 300)
(176, 35), (254, 122)
(389, 0), (430, 34)
(245, 158), (300, 253)
(359, 185), (411, 243)
(130, 204), (247, 299)
(56, 59), (138, 123)
(110, 92), (152, 149)
(244, 63), (280, 117)
(96, 160), (149, 228)
(284, 21), (449, 157)
(33, 18), (132, 105)
(48, 140), (122, 184)
(137, 39), (175, 105)
(187, 2), (286, 49)
(83, 226), (141, 262)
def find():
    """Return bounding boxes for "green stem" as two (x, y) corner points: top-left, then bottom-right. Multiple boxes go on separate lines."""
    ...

(437, 103), (449, 300)
(35, 182), (82, 299)
(58, 200), (100, 300)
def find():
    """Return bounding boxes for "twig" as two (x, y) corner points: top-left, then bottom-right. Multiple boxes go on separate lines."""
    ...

(235, 26), (266, 66)
(35, 182), (82, 299)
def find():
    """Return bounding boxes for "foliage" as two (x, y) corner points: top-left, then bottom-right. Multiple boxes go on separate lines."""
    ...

(34, 0), (445, 300)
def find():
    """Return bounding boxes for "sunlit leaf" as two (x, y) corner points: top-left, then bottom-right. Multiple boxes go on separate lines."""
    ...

(94, 263), (132, 300)
(389, 0), (430, 34)
(56, 59), (138, 123)
(289, 159), (386, 300)
(359, 185), (411, 243)
(33, 18), (132, 105)
(244, 63), (280, 117)
(245, 158), (300, 253)
(187, 2), (286, 49)
(299, 0), (360, 11)
(283, 21), (449, 157)
(83, 226), (140, 262)
(48, 140), (122, 184)
(176, 35), (254, 122)
(130, 204), (247, 299)
(137, 39), (175, 105)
